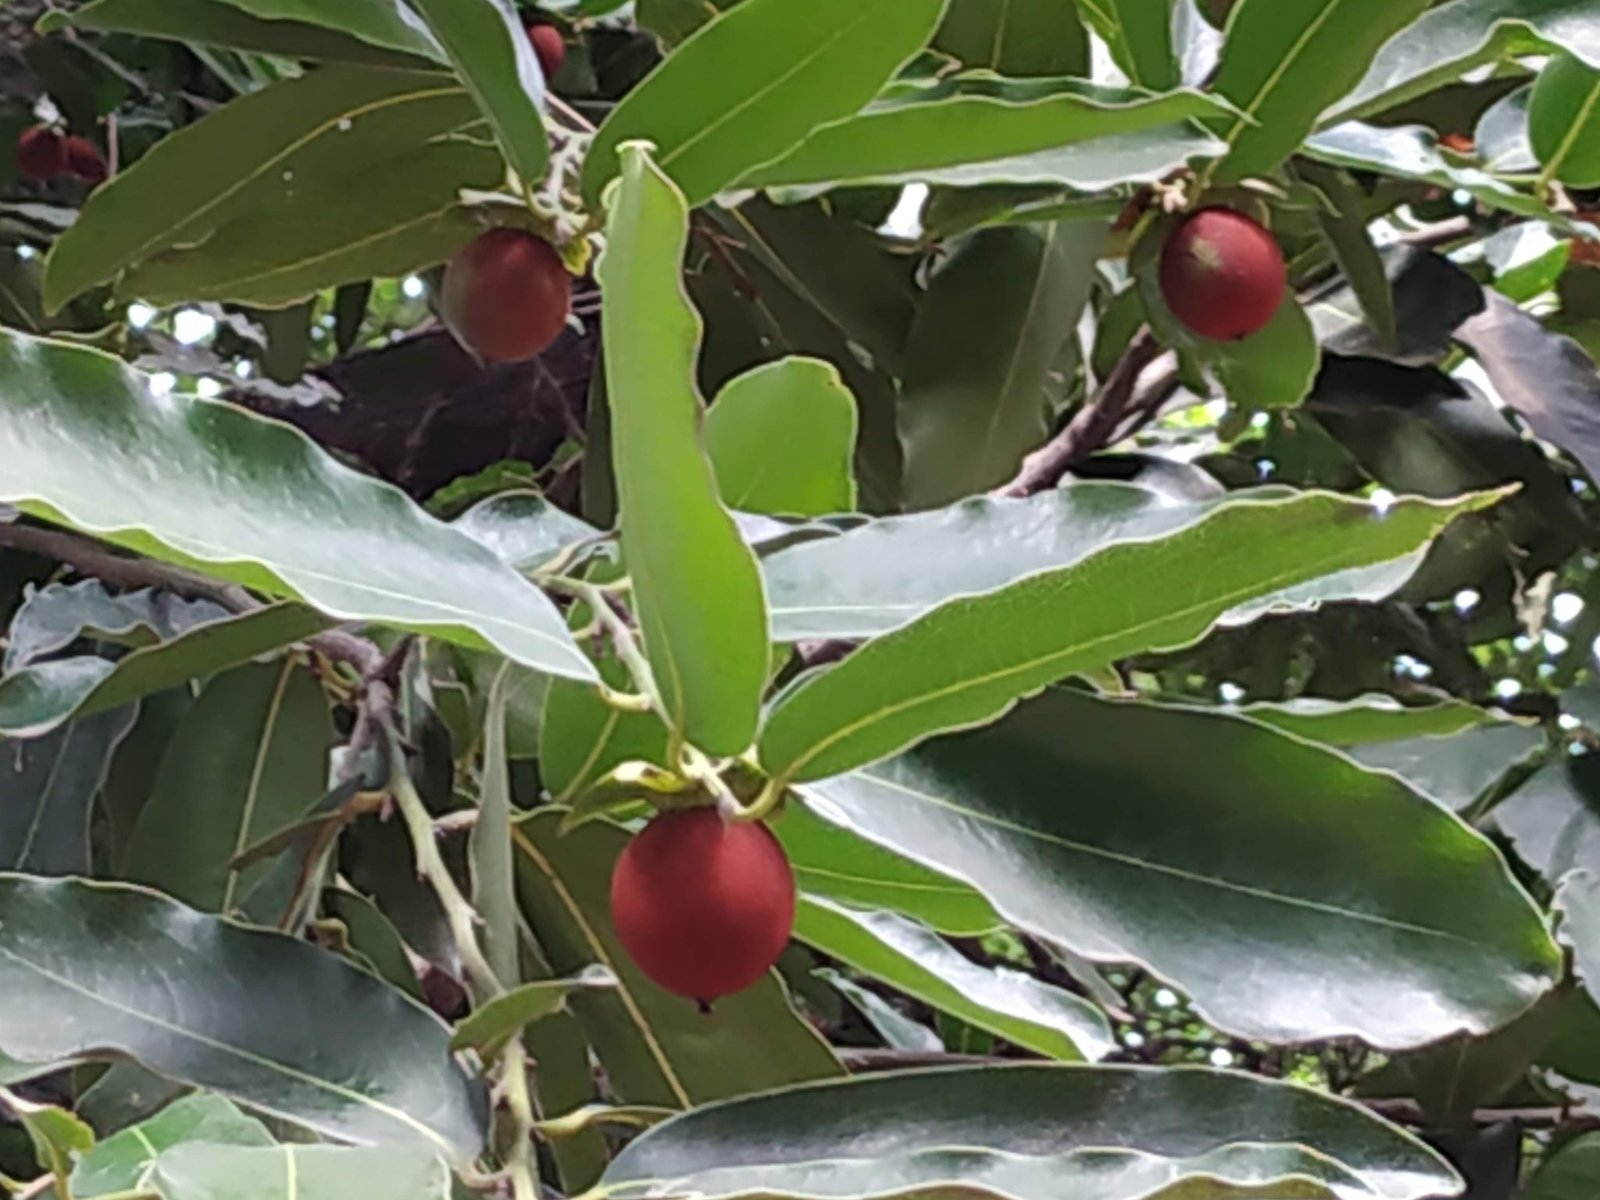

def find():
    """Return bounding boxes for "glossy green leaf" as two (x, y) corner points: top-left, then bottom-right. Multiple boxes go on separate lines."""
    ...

(0, 706), (135, 875)
(605, 1065), (1460, 1200)
(120, 141), (504, 307)
(44, 67), (475, 312)
(322, 889), (425, 1000)
(453, 491), (599, 573)
(71, 1094), (273, 1199)
(760, 489), (1493, 782)
(0, 333), (593, 680)
(1525, 1129), (1600, 1200)
(148, 1142), (450, 1200)
(408, 0), (550, 184)
(1306, 122), (1565, 223)
(1206, 0), (1430, 182)
(1344, 722), (1546, 812)
(1076, 0), (1178, 89)
(934, 0), (1089, 76)
(583, 0), (947, 206)
(1493, 756), (1600, 883)
(796, 898), (1114, 1060)
(900, 220), (1105, 507)
(540, 662), (672, 807)
(739, 78), (1229, 192)
(598, 145), (768, 755)
(4, 579), (226, 672)
(2, 1088), (93, 1183)
(799, 690), (1559, 1047)
(1532, 53), (1600, 185)
(1559, 872), (1600, 1010)
(513, 813), (842, 1109)
(779, 801), (1000, 936)
(705, 359), (858, 517)
(451, 967), (619, 1055)
(42, 0), (444, 65)
(1478, 84), (1538, 173)
(1300, 162), (1398, 351)
(0, 605), (328, 739)
(1236, 694), (1505, 745)
(822, 969), (941, 1050)
(0, 875), (486, 1156)
(761, 482), (1454, 644)
(1333, 0), (1600, 124)
(123, 662), (332, 920)
(1204, 296), (1319, 411)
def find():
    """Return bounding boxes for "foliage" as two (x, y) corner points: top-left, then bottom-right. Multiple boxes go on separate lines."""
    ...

(3, 1), (1600, 1199)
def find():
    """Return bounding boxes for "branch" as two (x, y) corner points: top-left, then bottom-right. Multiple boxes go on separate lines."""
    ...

(997, 327), (1167, 499)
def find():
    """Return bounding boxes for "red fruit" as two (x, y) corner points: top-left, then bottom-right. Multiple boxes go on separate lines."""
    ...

(15, 126), (66, 182)
(610, 807), (796, 1005)
(528, 23), (566, 80)
(1439, 132), (1476, 155)
(440, 227), (572, 363)
(1157, 207), (1287, 341)
(63, 136), (108, 184)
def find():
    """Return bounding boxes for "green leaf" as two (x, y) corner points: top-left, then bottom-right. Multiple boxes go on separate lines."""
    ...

(1206, 0), (1431, 182)
(778, 801), (1000, 936)
(44, 67), (475, 312)
(604, 1064), (1460, 1200)
(539, 662), (672, 806)
(471, 666), (519, 988)
(900, 220), (1105, 507)
(1332, 0), (1600, 125)
(513, 813), (842, 1109)
(408, 0), (550, 185)
(148, 1142), (450, 1200)
(1076, 0), (1178, 89)
(1, 1088), (93, 1182)
(0, 605), (328, 739)
(71, 1094), (273, 1199)
(1299, 162), (1398, 352)
(795, 898), (1114, 1060)
(42, 0), (444, 66)
(820, 970), (941, 1051)
(739, 77), (1230, 192)
(4, 579), (226, 672)
(1525, 1129), (1600, 1200)
(1531, 53), (1600, 185)
(1493, 756), (1600, 883)
(598, 145), (769, 755)
(0, 875), (486, 1156)
(451, 967), (619, 1056)
(761, 482), (1452, 644)
(1344, 722), (1547, 812)
(0, 333), (594, 681)
(705, 359), (858, 517)
(934, 0), (1089, 76)
(799, 690), (1560, 1047)
(119, 141), (505, 308)
(1478, 84), (1538, 173)
(0, 706), (136, 874)
(1202, 297), (1320, 411)
(123, 662), (333, 920)
(322, 889), (425, 1000)
(453, 492), (599, 573)
(1306, 122), (1567, 223)
(1558, 871), (1600, 1011)
(759, 489), (1493, 782)
(582, 0), (947, 207)
(1237, 694), (1507, 745)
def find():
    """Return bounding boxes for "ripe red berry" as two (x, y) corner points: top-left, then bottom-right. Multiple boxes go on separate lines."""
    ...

(527, 23), (566, 80)
(1157, 207), (1287, 341)
(15, 126), (66, 182)
(63, 136), (108, 184)
(610, 807), (796, 1006)
(440, 227), (572, 363)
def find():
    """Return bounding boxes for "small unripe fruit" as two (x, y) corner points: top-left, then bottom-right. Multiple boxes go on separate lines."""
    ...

(16, 126), (66, 182)
(63, 136), (108, 184)
(440, 228), (571, 363)
(1158, 207), (1286, 341)
(610, 807), (796, 1006)
(528, 24), (566, 80)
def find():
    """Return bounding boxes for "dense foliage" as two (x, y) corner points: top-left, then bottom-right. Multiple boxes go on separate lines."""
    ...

(4, 1), (1600, 1198)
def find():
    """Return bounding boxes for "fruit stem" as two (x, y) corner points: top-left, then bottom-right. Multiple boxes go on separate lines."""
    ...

(548, 576), (668, 723)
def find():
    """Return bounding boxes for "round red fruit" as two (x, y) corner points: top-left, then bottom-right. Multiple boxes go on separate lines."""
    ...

(610, 807), (796, 1005)
(63, 136), (108, 184)
(528, 24), (566, 80)
(1158, 207), (1286, 341)
(16, 126), (66, 182)
(440, 228), (572, 363)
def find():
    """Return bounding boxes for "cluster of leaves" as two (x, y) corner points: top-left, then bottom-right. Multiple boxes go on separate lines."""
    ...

(5, 1), (1600, 1199)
